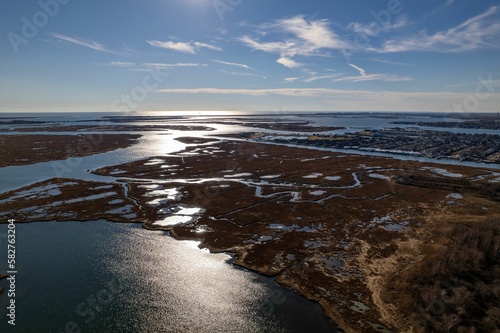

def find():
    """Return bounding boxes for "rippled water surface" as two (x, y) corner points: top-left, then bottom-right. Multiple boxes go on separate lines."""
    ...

(0, 221), (337, 332)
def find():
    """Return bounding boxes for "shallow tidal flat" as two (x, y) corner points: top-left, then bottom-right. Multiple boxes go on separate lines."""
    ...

(0, 134), (141, 167)
(1, 136), (499, 332)
(1, 124), (215, 132)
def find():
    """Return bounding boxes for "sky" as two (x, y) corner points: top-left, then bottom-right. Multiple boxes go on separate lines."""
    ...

(1, 0), (500, 112)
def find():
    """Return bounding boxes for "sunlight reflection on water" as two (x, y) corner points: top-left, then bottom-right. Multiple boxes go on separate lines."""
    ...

(0, 221), (336, 333)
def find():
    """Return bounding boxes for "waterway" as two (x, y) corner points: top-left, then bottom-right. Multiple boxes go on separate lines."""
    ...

(1, 111), (499, 332)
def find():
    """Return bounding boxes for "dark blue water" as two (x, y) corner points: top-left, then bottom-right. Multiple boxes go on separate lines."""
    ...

(0, 221), (338, 333)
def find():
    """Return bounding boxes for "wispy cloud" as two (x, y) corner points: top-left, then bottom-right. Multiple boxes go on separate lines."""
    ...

(156, 87), (348, 97)
(444, 0), (455, 7)
(303, 74), (341, 83)
(147, 40), (222, 54)
(284, 77), (299, 83)
(193, 42), (222, 52)
(212, 60), (251, 69)
(239, 16), (350, 68)
(277, 56), (304, 69)
(49, 33), (110, 52)
(334, 74), (411, 83)
(348, 63), (366, 77)
(143, 63), (205, 69)
(370, 58), (415, 67)
(347, 16), (408, 37)
(373, 6), (500, 53)
(105, 62), (136, 67)
(155, 88), (500, 111)
(103, 62), (205, 71)
(152, 87), (447, 99)
(220, 70), (266, 79)
(340, 63), (410, 82)
(268, 16), (350, 52)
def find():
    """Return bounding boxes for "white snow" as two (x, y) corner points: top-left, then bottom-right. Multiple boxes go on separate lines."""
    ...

(369, 173), (390, 180)
(446, 193), (464, 199)
(422, 167), (463, 178)
(224, 173), (253, 178)
(260, 175), (281, 179)
(303, 173), (323, 179)
(309, 190), (327, 196)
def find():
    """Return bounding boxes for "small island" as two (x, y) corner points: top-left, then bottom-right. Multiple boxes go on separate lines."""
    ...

(0, 134), (142, 167)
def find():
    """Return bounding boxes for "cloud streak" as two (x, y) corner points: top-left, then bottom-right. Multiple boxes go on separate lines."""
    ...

(220, 70), (266, 79)
(49, 33), (110, 52)
(212, 60), (251, 69)
(341, 63), (410, 82)
(348, 64), (366, 77)
(154, 88), (500, 111)
(277, 56), (304, 69)
(147, 40), (222, 54)
(239, 16), (350, 68)
(334, 74), (411, 83)
(373, 6), (500, 53)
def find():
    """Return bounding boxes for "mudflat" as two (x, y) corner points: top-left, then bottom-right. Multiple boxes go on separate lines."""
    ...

(0, 134), (141, 167)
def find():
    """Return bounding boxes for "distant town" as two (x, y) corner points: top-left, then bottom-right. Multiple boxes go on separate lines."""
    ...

(238, 127), (500, 164)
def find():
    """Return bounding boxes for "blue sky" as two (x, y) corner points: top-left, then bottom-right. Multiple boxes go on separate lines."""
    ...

(1, 0), (499, 112)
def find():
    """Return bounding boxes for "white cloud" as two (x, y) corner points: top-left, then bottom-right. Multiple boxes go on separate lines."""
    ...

(374, 6), (500, 53)
(277, 56), (304, 69)
(212, 60), (251, 69)
(147, 40), (222, 54)
(341, 63), (410, 82)
(303, 74), (341, 83)
(268, 16), (350, 52)
(220, 70), (266, 79)
(334, 74), (411, 83)
(348, 63), (366, 77)
(193, 42), (222, 52)
(50, 33), (110, 52)
(239, 16), (350, 68)
(154, 88), (500, 111)
(106, 62), (135, 67)
(143, 63), (205, 69)
(370, 59), (415, 66)
(347, 17), (407, 37)
(284, 77), (299, 83)
(239, 36), (293, 55)
(147, 40), (195, 53)
(156, 87), (345, 97)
